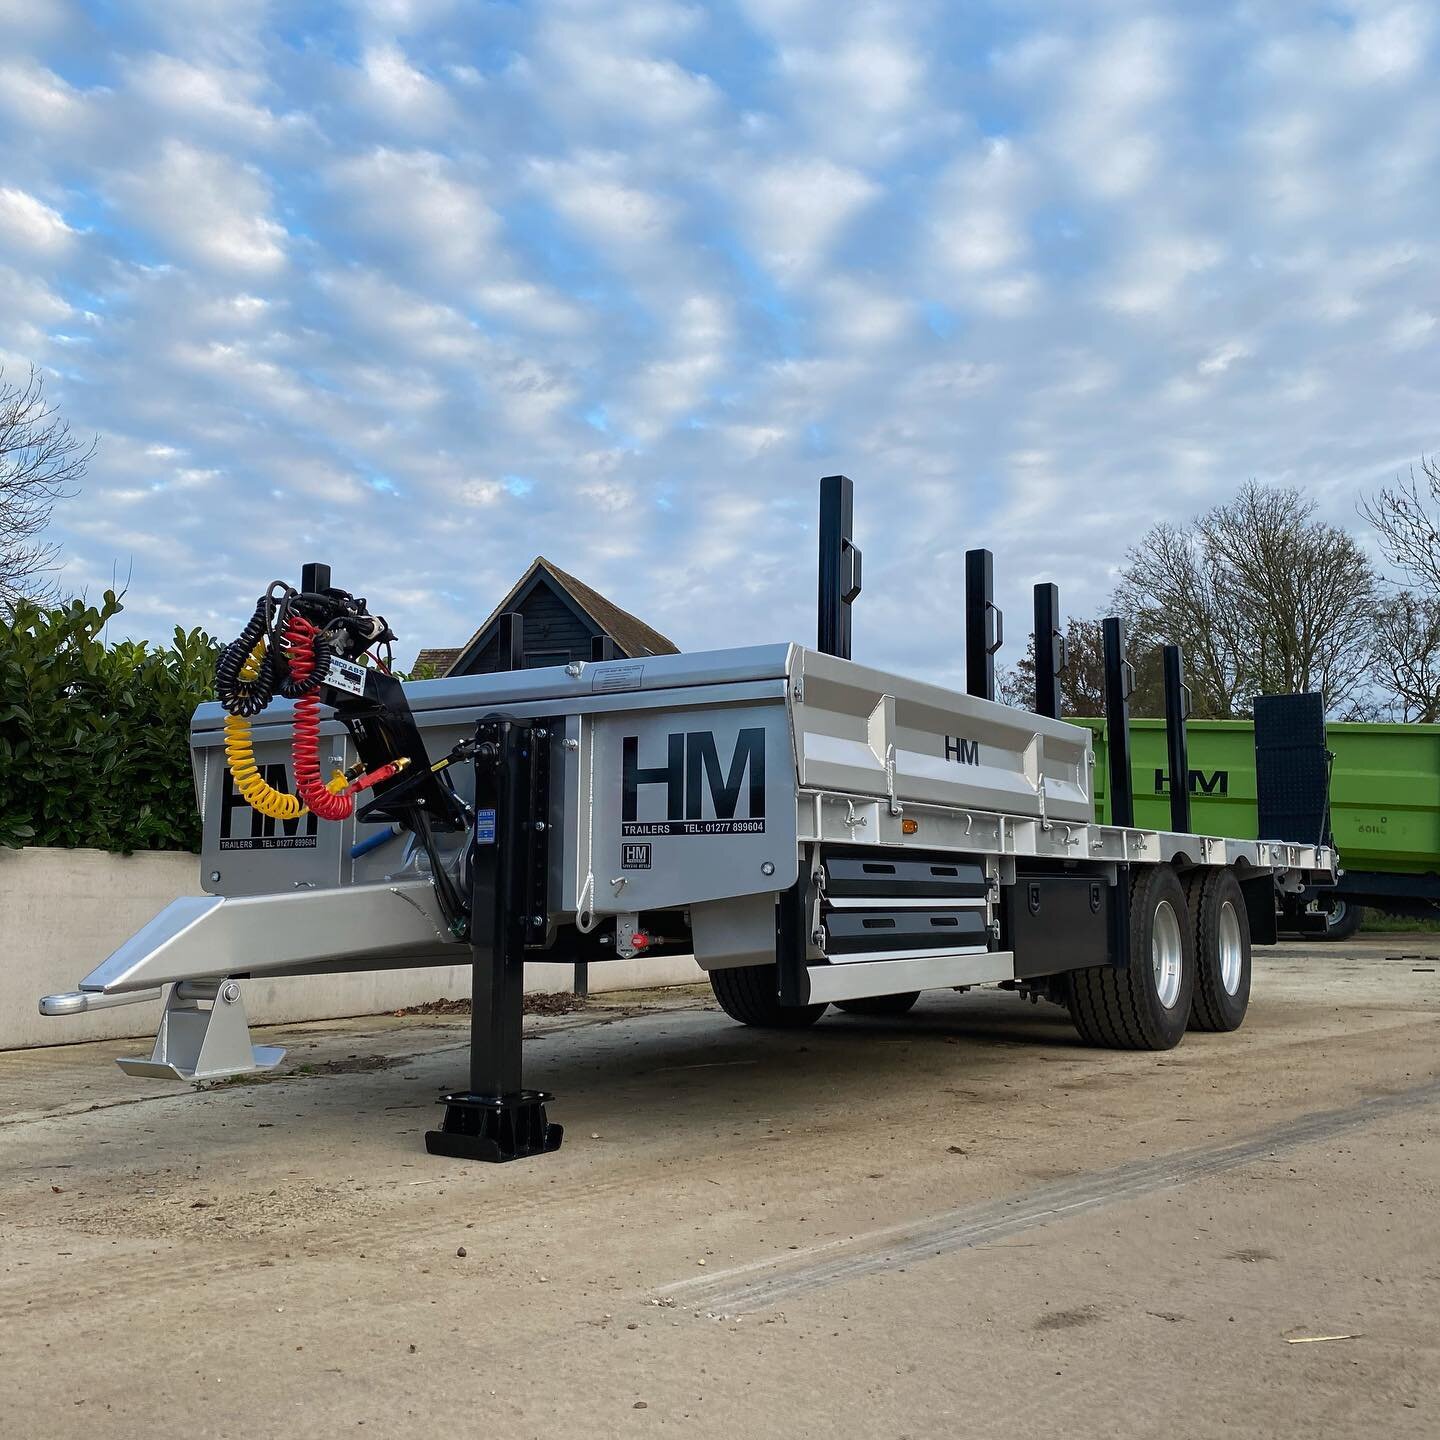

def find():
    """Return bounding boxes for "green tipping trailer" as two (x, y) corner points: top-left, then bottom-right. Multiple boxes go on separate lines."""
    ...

(1075, 717), (1440, 938)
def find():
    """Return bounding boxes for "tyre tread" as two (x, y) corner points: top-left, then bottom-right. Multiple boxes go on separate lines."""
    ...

(710, 964), (827, 1028)
(1067, 866), (1190, 1051)
(1184, 867), (1250, 1032)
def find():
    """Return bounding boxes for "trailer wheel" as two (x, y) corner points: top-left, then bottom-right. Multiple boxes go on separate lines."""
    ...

(709, 964), (828, 1028)
(1320, 899), (1365, 941)
(1185, 868), (1251, 1032)
(835, 991), (920, 1017)
(1067, 865), (1194, 1051)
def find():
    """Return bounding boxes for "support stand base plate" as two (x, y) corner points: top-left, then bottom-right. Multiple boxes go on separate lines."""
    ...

(424, 1090), (563, 1163)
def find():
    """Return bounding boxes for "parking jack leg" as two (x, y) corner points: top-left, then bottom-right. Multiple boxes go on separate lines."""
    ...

(425, 718), (563, 1162)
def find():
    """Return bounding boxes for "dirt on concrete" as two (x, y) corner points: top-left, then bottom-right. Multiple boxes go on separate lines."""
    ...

(391, 991), (593, 1019)
(0, 943), (1436, 1439)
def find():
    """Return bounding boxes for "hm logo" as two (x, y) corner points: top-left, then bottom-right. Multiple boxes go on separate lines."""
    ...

(218, 766), (319, 849)
(1154, 768), (1229, 797)
(945, 735), (980, 765)
(621, 727), (766, 836)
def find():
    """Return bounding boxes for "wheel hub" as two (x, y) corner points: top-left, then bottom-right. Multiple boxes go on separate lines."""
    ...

(1218, 900), (1244, 996)
(1152, 899), (1184, 1009)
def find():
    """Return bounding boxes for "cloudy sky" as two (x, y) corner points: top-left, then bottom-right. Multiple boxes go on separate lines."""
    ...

(2, 0), (1437, 684)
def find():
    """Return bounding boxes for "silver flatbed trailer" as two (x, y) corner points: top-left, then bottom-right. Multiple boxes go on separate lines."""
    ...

(39, 478), (1336, 1162)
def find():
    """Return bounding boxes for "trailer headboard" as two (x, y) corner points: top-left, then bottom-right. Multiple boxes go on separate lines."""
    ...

(1253, 692), (1331, 849)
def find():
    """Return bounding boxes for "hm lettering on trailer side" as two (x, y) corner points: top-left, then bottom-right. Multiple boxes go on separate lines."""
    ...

(1154, 768), (1229, 797)
(218, 766), (319, 850)
(945, 735), (980, 765)
(621, 727), (766, 836)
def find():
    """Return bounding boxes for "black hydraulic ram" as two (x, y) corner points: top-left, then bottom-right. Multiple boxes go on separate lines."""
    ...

(426, 717), (563, 1163)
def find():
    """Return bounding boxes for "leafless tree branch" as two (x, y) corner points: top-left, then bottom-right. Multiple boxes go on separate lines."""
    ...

(0, 365), (93, 605)
(1111, 482), (1377, 716)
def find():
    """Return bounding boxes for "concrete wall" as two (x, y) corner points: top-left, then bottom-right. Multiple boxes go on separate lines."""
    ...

(1, 847), (703, 1050)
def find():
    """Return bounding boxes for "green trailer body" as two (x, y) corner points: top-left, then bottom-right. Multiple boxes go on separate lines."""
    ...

(1074, 717), (1440, 919)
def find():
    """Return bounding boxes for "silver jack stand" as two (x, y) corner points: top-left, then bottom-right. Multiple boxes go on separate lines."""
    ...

(116, 980), (285, 1083)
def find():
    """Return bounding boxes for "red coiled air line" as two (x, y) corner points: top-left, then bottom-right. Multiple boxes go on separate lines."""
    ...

(284, 613), (355, 821)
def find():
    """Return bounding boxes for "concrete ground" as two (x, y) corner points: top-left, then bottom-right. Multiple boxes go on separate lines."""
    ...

(2, 938), (1437, 1440)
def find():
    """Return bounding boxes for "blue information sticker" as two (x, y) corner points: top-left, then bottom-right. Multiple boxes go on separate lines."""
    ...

(475, 807), (497, 844)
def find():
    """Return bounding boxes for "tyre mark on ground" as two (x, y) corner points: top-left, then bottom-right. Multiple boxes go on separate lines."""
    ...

(657, 1075), (1440, 1316)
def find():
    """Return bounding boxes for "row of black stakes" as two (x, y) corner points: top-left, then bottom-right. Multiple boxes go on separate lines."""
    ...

(459, 474), (1196, 836)
(814, 474), (1194, 835)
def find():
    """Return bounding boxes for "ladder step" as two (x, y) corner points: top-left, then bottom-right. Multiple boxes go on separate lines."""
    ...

(823, 906), (987, 956)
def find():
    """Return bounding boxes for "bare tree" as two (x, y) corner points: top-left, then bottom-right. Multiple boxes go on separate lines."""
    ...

(1113, 482), (1378, 716)
(997, 616), (1164, 717)
(1360, 456), (1440, 596)
(1358, 458), (1440, 720)
(1370, 592), (1440, 722)
(0, 366), (93, 605)
(1111, 520), (1248, 717)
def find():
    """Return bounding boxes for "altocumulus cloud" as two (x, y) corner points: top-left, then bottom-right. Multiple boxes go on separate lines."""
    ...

(0, 0), (1437, 681)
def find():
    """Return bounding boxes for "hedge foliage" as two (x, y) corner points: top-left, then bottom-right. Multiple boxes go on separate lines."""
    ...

(0, 592), (216, 852)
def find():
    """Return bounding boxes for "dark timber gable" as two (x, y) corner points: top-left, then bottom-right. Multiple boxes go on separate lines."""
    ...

(438, 558), (679, 677)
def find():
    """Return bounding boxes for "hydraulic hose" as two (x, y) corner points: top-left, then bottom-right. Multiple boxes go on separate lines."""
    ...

(285, 613), (356, 822)
(223, 643), (307, 822)
(217, 586), (404, 830)
(214, 600), (277, 717)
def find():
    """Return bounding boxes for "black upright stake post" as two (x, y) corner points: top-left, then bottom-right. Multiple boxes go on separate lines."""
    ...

(591, 635), (617, 662)
(1102, 618), (1134, 828)
(1033, 583), (1062, 719)
(425, 718), (562, 1162)
(300, 562), (331, 594)
(497, 612), (524, 671)
(818, 474), (862, 659)
(1163, 644), (1191, 833)
(965, 550), (1002, 701)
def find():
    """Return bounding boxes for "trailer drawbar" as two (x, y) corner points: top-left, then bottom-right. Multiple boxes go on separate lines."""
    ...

(39, 479), (1336, 1163)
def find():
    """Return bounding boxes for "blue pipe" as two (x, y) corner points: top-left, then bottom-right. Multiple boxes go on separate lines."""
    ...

(350, 824), (401, 860)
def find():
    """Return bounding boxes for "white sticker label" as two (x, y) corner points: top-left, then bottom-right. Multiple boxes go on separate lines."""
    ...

(325, 656), (367, 696)
(592, 662), (644, 694)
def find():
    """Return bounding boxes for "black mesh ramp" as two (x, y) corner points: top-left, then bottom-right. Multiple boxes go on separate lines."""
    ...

(1253, 693), (1331, 847)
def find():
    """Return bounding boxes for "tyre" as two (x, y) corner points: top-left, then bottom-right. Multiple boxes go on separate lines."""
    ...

(1320, 899), (1365, 941)
(709, 964), (828, 1028)
(1184, 868), (1251, 1032)
(1067, 865), (1195, 1051)
(835, 991), (921, 1017)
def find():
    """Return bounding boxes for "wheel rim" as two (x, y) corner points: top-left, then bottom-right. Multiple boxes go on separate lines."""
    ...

(1325, 901), (1348, 932)
(1218, 900), (1244, 996)
(1152, 899), (1184, 1009)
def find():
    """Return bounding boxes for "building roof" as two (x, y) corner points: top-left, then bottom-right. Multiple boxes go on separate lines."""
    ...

(423, 557), (679, 677)
(411, 647), (463, 676)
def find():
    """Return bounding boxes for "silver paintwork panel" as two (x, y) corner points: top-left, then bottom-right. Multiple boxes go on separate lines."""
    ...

(806, 951), (1015, 1002)
(795, 790), (1331, 877)
(79, 882), (456, 994)
(794, 650), (1093, 824)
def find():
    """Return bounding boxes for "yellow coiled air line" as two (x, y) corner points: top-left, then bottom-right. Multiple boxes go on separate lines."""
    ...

(223, 643), (307, 821)
(222, 641), (351, 818)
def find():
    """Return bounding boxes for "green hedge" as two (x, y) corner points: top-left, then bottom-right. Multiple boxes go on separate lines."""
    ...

(0, 592), (216, 852)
